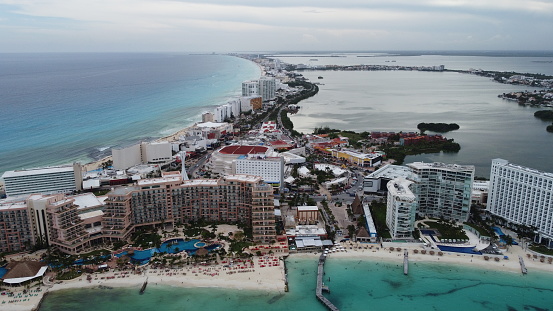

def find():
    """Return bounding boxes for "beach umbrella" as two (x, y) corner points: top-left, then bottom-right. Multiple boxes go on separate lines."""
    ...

(438, 252), (443, 256)
(196, 248), (209, 257)
(413, 249), (419, 254)
(389, 247), (394, 251)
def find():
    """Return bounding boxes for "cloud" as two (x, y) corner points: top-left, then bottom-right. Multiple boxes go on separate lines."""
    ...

(0, 0), (551, 52)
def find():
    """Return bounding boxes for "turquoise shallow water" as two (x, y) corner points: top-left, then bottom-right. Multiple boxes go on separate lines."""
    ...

(0, 53), (259, 174)
(39, 257), (553, 311)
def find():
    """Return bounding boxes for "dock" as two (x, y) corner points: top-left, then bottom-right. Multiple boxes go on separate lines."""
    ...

(519, 256), (528, 274)
(403, 249), (409, 275)
(139, 278), (148, 294)
(316, 254), (340, 311)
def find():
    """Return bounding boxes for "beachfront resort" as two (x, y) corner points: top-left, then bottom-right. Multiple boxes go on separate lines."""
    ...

(1, 55), (553, 311)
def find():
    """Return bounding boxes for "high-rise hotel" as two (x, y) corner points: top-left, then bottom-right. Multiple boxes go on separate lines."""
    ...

(0, 173), (276, 254)
(487, 159), (553, 247)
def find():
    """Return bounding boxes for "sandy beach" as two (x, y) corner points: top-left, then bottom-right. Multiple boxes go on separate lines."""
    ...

(5, 242), (553, 311)
(2, 255), (286, 311)
(309, 241), (553, 275)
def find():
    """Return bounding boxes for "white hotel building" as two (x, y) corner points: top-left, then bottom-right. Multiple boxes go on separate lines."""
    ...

(386, 178), (417, 238)
(407, 162), (474, 222)
(2, 164), (83, 198)
(487, 159), (553, 246)
(232, 156), (284, 188)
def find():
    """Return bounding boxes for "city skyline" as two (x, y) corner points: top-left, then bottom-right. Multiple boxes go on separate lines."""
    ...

(1, 0), (552, 52)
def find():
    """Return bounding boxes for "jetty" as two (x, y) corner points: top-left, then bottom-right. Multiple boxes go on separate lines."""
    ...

(139, 278), (148, 294)
(403, 249), (409, 275)
(519, 256), (528, 274)
(316, 254), (340, 311)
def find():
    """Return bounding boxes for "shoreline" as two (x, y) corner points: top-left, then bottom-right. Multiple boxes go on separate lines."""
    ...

(6, 243), (553, 311)
(81, 55), (263, 173)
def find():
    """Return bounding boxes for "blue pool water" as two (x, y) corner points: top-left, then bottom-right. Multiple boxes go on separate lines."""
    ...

(437, 245), (482, 255)
(115, 239), (221, 264)
(492, 227), (519, 245)
(0, 267), (8, 278)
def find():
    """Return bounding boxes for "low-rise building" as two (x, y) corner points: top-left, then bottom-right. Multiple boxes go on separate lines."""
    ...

(330, 149), (383, 167)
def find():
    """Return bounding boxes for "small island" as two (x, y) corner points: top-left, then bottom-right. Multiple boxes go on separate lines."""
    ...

(534, 110), (553, 121)
(533, 110), (553, 133)
(417, 122), (460, 133)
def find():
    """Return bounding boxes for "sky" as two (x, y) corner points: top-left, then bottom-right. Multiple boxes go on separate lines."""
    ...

(0, 0), (552, 52)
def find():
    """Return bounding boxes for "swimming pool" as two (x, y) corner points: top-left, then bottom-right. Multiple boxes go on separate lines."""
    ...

(0, 267), (8, 278)
(492, 227), (519, 245)
(437, 245), (482, 255)
(115, 239), (222, 264)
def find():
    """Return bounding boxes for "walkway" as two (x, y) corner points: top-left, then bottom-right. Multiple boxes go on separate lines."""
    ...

(316, 254), (340, 311)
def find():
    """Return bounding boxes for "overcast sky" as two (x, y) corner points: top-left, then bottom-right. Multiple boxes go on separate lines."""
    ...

(1, 0), (552, 52)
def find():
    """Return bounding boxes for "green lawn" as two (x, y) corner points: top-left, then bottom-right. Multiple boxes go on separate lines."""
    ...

(530, 245), (553, 256)
(424, 220), (468, 240)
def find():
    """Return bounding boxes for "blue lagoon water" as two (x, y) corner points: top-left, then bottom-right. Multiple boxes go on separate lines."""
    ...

(39, 257), (553, 311)
(0, 53), (260, 174)
(279, 53), (553, 176)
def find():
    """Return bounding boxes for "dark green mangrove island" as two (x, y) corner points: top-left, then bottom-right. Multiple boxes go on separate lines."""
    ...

(534, 110), (553, 121)
(417, 122), (460, 133)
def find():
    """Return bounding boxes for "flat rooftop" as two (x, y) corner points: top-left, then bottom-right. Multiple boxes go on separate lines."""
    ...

(494, 158), (553, 178)
(2, 165), (74, 178)
(0, 201), (27, 211)
(73, 193), (103, 210)
(367, 164), (412, 180)
(407, 161), (475, 172)
(218, 145), (269, 155)
(298, 206), (318, 212)
(137, 176), (182, 186)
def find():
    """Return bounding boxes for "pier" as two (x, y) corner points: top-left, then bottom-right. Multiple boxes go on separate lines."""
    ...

(139, 278), (148, 294)
(403, 249), (409, 275)
(519, 256), (528, 274)
(316, 254), (340, 311)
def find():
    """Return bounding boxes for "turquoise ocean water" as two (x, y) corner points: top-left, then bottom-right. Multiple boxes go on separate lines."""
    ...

(0, 53), (260, 174)
(39, 257), (553, 311)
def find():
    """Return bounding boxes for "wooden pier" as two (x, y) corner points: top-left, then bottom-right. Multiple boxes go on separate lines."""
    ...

(139, 278), (148, 294)
(403, 249), (409, 275)
(519, 256), (528, 274)
(316, 254), (340, 311)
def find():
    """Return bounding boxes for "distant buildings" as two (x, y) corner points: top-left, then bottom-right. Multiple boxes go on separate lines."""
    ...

(241, 77), (277, 102)
(1, 164), (83, 198)
(487, 159), (553, 247)
(240, 96), (263, 112)
(209, 145), (273, 174)
(112, 142), (172, 170)
(330, 149), (383, 167)
(241, 80), (259, 97)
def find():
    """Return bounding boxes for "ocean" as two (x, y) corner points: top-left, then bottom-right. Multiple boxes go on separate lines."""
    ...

(39, 257), (553, 311)
(4, 52), (553, 309)
(0, 53), (260, 175)
(276, 53), (553, 177)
